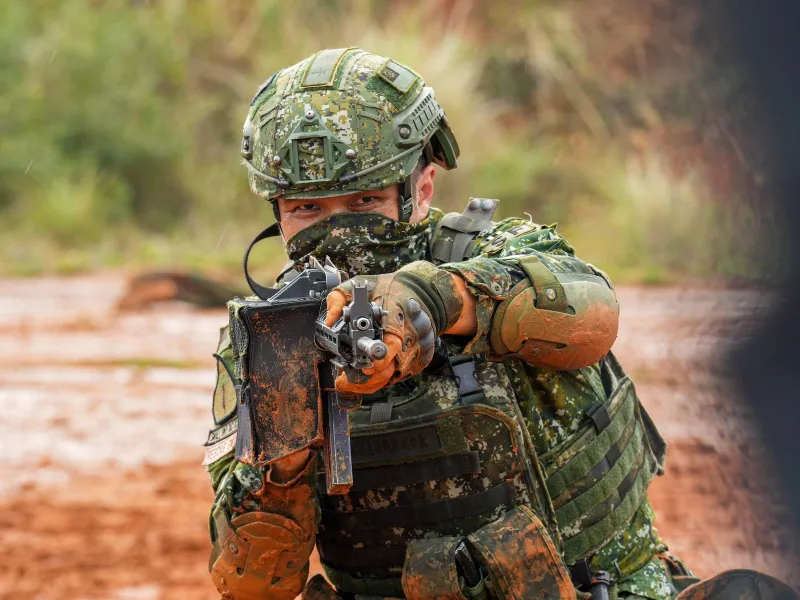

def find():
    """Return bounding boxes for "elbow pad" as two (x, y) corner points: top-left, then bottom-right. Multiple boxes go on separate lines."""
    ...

(210, 510), (316, 600)
(209, 459), (318, 600)
(490, 257), (619, 370)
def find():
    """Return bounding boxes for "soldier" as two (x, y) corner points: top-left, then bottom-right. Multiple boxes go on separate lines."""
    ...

(203, 49), (795, 600)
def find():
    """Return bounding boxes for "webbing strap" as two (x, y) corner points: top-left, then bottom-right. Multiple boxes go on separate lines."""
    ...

(321, 481), (516, 530)
(319, 541), (407, 570)
(431, 229), (479, 264)
(555, 421), (645, 528)
(317, 451), (482, 493)
(587, 402), (612, 432)
(550, 415), (637, 511)
(518, 255), (568, 312)
(562, 452), (654, 564)
(546, 379), (635, 499)
(451, 231), (477, 262)
(369, 398), (397, 424)
(430, 234), (455, 263)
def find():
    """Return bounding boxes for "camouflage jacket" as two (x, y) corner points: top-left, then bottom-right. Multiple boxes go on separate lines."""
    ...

(205, 208), (683, 600)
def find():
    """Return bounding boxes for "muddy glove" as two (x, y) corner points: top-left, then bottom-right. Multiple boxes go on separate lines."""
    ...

(326, 261), (464, 394)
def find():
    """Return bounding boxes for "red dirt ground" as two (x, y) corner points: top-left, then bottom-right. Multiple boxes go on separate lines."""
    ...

(1, 276), (796, 599)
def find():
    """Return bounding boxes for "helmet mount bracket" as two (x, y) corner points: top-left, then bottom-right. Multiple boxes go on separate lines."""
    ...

(278, 109), (355, 187)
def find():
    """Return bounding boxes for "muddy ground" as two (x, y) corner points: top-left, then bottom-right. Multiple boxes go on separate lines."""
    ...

(1, 276), (796, 600)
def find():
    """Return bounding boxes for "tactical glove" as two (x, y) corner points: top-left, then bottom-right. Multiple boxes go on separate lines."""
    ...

(326, 261), (464, 394)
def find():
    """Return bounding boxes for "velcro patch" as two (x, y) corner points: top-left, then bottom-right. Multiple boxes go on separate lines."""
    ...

(378, 59), (418, 93)
(351, 425), (441, 465)
(212, 355), (238, 425)
(484, 223), (539, 254)
(217, 325), (230, 350)
(206, 418), (238, 446)
(202, 433), (237, 466)
(301, 48), (352, 88)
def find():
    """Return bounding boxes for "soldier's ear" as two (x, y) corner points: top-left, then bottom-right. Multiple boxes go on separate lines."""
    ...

(413, 164), (436, 221)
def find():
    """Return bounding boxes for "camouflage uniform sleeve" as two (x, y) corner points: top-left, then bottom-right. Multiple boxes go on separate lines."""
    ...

(439, 217), (616, 359)
(205, 325), (320, 600)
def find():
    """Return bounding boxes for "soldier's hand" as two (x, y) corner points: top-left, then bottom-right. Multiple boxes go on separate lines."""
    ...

(326, 271), (437, 395)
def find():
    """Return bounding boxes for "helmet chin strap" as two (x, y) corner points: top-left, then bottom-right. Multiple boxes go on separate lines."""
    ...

(398, 177), (415, 223)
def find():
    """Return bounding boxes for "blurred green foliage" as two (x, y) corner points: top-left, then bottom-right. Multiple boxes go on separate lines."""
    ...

(0, 0), (772, 281)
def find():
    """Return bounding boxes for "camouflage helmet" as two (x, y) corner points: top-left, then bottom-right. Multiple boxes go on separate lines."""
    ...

(241, 48), (460, 221)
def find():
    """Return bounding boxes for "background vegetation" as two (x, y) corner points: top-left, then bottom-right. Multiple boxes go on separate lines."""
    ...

(0, 0), (771, 282)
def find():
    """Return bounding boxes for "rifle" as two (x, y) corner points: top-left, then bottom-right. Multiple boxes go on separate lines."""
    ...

(227, 256), (387, 495)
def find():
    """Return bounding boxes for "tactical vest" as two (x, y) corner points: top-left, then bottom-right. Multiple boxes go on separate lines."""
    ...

(536, 353), (667, 568)
(316, 354), (555, 598)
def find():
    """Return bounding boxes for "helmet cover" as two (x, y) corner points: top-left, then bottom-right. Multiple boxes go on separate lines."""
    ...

(241, 48), (460, 202)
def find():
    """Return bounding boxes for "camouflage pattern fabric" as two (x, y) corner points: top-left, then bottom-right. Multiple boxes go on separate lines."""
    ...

(439, 216), (603, 355)
(466, 505), (576, 600)
(242, 49), (458, 203)
(206, 208), (690, 600)
(315, 361), (554, 593)
(285, 209), (442, 277)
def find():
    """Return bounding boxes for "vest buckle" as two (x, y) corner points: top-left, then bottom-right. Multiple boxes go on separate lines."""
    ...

(448, 355), (485, 405)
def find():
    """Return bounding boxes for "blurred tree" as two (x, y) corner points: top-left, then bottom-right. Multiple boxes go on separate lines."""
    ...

(0, 0), (771, 282)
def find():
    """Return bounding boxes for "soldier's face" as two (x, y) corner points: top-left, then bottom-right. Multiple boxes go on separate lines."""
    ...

(277, 164), (436, 240)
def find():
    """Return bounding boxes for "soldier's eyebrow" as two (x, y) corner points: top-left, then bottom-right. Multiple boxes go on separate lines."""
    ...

(283, 198), (323, 209)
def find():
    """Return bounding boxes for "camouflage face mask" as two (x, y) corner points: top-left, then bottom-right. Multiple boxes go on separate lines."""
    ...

(285, 210), (441, 276)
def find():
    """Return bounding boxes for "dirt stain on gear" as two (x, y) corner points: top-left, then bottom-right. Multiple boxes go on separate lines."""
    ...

(401, 536), (466, 599)
(209, 456), (320, 600)
(285, 210), (441, 276)
(468, 506), (576, 600)
(316, 360), (556, 596)
(489, 254), (620, 371)
(330, 259), (464, 386)
(242, 48), (459, 206)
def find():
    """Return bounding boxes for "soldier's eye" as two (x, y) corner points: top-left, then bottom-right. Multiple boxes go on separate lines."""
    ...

(353, 196), (380, 207)
(290, 203), (319, 214)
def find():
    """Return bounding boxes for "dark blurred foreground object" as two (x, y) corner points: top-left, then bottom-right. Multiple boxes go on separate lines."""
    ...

(677, 571), (797, 600)
(115, 272), (239, 311)
(723, 2), (800, 537)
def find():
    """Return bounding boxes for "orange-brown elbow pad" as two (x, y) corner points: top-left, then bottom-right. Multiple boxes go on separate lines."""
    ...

(210, 510), (316, 600)
(490, 269), (619, 370)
